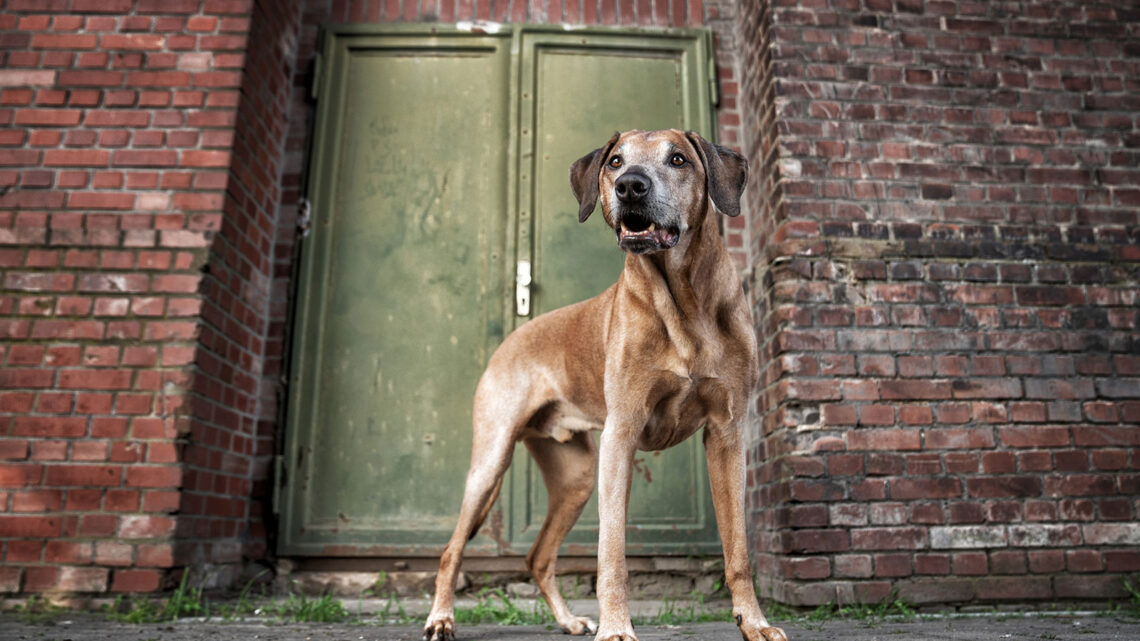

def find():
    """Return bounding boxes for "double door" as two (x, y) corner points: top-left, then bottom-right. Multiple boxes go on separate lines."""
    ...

(279, 25), (722, 557)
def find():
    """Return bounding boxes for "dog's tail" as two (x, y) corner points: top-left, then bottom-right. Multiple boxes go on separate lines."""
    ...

(467, 475), (504, 542)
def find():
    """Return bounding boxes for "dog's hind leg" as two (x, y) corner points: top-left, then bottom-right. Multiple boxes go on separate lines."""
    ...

(423, 412), (517, 641)
(524, 430), (598, 636)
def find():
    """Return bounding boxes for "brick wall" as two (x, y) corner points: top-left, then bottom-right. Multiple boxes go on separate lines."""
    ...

(181, 0), (301, 585)
(0, 0), (299, 595)
(744, 0), (1140, 606)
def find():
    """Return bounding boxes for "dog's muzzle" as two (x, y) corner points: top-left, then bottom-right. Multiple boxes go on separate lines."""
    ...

(614, 171), (680, 254)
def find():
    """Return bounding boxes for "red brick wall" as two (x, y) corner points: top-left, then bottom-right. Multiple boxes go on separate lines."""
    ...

(744, 0), (1140, 606)
(0, 0), (299, 594)
(181, 0), (301, 585)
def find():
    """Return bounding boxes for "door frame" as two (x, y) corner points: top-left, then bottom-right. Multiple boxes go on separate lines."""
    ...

(279, 23), (721, 558)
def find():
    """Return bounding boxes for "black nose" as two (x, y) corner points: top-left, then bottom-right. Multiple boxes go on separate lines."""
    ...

(614, 172), (651, 203)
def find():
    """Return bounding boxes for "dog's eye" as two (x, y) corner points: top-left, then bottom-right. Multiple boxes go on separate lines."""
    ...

(608, 155), (622, 168)
(670, 153), (686, 167)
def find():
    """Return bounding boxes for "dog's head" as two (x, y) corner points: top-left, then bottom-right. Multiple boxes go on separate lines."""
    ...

(569, 129), (747, 255)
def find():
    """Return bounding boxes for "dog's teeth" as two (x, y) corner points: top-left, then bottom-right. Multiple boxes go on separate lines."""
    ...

(648, 223), (656, 232)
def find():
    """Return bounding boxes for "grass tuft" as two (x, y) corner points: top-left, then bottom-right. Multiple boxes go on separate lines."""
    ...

(799, 590), (916, 630)
(453, 587), (554, 626)
(105, 572), (207, 623)
(264, 592), (351, 623)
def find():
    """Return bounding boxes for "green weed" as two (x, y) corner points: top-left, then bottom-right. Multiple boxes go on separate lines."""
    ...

(1121, 576), (1140, 617)
(216, 576), (267, 620)
(637, 590), (732, 625)
(799, 590), (915, 630)
(378, 592), (414, 624)
(363, 571), (388, 597)
(453, 587), (553, 626)
(12, 596), (66, 624)
(265, 592), (351, 623)
(105, 572), (208, 623)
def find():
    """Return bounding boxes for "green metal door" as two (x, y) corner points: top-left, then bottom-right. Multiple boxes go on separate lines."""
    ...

(508, 31), (720, 555)
(280, 31), (513, 555)
(281, 26), (719, 557)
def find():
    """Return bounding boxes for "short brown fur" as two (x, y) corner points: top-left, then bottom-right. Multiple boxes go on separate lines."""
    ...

(424, 130), (787, 641)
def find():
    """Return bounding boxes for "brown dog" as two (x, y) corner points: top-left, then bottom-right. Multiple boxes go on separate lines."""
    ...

(423, 130), (787, 641)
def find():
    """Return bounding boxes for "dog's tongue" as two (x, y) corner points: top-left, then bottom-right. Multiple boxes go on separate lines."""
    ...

(649, 226), (679, 248)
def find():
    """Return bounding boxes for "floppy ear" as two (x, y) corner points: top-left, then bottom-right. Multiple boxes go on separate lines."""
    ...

(569, 132), (620, 223)
(685, 131), (747, 217)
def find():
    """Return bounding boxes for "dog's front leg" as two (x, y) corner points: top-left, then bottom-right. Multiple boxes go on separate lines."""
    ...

(593, 419), (640, 641)
(704, 426), (789, 641)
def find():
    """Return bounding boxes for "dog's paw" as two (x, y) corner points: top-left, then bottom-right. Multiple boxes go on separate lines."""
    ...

(422, 615), (455, 641)
(739, 622), (788, 641)
(557, 615), (597, 635)
(593, 627), (638, 641)
(758, 627), (788, 641)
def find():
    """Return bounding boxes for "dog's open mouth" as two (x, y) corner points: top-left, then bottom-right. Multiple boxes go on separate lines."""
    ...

(617, 212), (680, 253)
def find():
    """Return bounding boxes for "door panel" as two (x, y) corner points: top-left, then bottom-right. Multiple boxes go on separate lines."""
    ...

(509, 31), (720, 555)
(282, 26), (719, 558)
(280, 34), (511, 555)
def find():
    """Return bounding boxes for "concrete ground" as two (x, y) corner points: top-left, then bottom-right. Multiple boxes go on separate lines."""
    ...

(3, 610), (1140, 641)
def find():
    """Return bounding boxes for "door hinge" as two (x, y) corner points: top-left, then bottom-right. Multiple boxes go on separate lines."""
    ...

(272, 454), (286, 514)
(311, 52), (323, 100)
(515, 259), (532, 317)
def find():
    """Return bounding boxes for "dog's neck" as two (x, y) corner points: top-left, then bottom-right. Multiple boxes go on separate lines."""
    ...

(624, 204), (734, 320)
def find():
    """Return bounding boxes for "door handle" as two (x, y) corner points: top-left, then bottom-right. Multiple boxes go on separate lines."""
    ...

(516, 260), (531, 317)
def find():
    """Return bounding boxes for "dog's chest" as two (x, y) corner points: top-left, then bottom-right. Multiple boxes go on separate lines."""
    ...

(635, 343), (739, 451)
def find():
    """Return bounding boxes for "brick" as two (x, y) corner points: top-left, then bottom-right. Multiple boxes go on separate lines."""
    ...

(925, 427), (994, 449)
(834, 554), (873, 578)
(975, 576), (1052, 601)
(118, 514), (176, 539)
(782, 529), (849, 554)
(966, 476), (1042, 498)
(1083, 523), (1140, 546)
(951, 552), (988, 576)
(998, 426), (1070, 448)
(111, 569), (163, 593)
(930, 526), (1007, 549)
(846, 429), (921, 451)
(57, 566), (109, 593)
(951, 378), (1022, 399)
(1054, 575), (1129, 600)
(44, 465), (121, 487)
(1007, 524), (1082, 547)
(851, 527), (927, 551)
(782, 556), (831, 580)
(891, 477), (961, 500)
(0, 516), (62, 537)
(125, 466), (182, 488)
(880, 380), (951, 400)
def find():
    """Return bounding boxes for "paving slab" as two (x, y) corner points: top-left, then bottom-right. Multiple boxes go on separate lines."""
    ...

(2, 612), (1139, 641)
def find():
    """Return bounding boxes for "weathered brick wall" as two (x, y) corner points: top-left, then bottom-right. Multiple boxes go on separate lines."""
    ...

(743, 0), (1140, 606)
(182, 0), (301, 586)
(0, 0), (299, 594)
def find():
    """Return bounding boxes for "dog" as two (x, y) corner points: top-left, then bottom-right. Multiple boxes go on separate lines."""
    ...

(423, 130), (787, 641)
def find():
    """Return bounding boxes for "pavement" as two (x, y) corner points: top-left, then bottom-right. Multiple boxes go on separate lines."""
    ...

(3, 611), (1140, 641)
